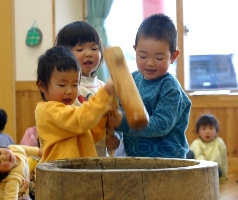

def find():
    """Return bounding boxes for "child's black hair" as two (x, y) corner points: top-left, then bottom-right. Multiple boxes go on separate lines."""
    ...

(36, 45), (81, 101)
(55, 21), (103, 75)
(0, 172), (9, 182)
(135, 13), (177, 56)
(0, 109), (7, 132)
(195, 114), (219, 133)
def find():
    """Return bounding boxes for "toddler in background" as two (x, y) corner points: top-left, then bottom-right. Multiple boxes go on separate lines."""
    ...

(35, 45), (117, 163)
(0, 145), (41, 200)
(190, 114), (228, 179)
(0, 108), (14, 147)
(55, 21), (121, 156)
(20, 126), (40, 200)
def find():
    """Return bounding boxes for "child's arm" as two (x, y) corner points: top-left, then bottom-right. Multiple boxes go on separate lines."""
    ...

(90, 115), (108, 143)
(87, 79), (118, 143)
(19, 145), (41, 157)
(189, 139), (205, 160)
(219, 139), (228, 179)
(4, 179), (20, 200)
(36, 81), (116, 142)
(108, 109), (123, 130)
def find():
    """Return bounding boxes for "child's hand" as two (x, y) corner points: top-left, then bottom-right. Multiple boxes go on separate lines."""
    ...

(104, 79), (116, 96)
(106, 133), (120, 150)
(108, 109), (123, 129)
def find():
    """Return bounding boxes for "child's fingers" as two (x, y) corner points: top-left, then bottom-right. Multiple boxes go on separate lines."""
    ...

(106, 134), (120, 150)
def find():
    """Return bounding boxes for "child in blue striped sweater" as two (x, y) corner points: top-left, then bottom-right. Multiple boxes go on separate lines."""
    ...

(109, 14), (191, 158)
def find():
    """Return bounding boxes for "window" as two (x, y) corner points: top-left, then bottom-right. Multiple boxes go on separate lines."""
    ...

(184, 0), (238, 90)
(105, 0), (142, 73)
(106, 0), (238, 92)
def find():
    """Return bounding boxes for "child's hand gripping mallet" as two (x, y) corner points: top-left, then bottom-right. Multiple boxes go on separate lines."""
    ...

(107, 93), (119, 136)
(106, 94), (120, 156)
(104, 46), (149, 129)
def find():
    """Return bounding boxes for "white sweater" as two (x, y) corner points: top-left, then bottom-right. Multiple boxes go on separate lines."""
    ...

(73, 76), (107, 156)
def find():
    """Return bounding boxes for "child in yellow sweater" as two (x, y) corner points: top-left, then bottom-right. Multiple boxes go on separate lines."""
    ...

(0, 145), (41, 200)
(35, 46), (117, 163)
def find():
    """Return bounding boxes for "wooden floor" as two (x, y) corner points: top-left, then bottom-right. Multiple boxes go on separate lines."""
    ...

(219, 158), (238, 200)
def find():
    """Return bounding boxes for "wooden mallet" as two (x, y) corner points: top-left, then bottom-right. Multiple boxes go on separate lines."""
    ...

(104, 46), (149, 129)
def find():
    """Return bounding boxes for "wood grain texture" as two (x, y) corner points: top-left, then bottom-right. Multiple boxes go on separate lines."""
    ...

(36, 157), (219, 200)
(104, 46), (149, 129)
(219, 157), (238, 200)
(186, 95), (238, 157)
(16, 81), (41, 143)
(0, 0), (16, 141)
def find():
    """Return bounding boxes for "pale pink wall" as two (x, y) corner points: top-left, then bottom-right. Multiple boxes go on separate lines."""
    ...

(142, 0), (164, 19)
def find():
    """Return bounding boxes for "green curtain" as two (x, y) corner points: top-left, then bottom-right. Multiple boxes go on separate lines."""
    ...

(87, 0), (114, 82)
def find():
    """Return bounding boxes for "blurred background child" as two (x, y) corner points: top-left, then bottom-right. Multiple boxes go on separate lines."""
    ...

(0, 108), (14, 147)
(0, 145), (42, 200)
(190, 114), (228, 179)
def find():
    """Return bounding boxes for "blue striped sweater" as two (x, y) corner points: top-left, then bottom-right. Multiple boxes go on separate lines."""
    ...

(117, 71), (191, 158)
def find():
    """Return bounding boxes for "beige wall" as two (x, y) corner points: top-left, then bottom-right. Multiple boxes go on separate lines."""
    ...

(0, 0), (84, 142)
(0, 0), (16, 141)
(55, 0), (84, 37)
(15, 0), (84, 81)
(14, 0), (53, 81)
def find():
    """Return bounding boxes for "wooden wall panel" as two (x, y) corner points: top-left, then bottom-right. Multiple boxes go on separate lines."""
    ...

(0, 0), (16, 141)
(186, 95), (238, 158)
(16, 81), (41, 143)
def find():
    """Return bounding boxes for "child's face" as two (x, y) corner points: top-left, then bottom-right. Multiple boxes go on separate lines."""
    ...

(39, 68), (79, 105)
(72, 42), (101, 77)
(0, 148), (16, 173)
(134, 37), (179, 80)
(198, 125), (217, 143)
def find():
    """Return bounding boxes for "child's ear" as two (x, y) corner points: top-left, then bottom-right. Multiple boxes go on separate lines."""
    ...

(170, 50), (180, 64)
(36, 81), (46, 93)
(133, 45), (136, 51)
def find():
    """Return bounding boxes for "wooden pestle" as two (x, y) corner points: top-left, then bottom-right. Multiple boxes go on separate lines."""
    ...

(104, 46), (149, 129)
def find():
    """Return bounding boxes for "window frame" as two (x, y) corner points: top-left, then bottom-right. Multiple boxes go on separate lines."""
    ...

(176, 0), (238, 94)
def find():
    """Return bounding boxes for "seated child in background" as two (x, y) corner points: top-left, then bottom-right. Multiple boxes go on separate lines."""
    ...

(0, 108), (15, 147)
(21, 134), (40, 200)
(109, 14), (191, 158)
(20, 126), (39, 147)
(27, 154), (40, 200)
(35, 45), (117, 163)
(0, 145), (42, 200)
(190, 114), (228, 179)
(55, 21), (121, 156)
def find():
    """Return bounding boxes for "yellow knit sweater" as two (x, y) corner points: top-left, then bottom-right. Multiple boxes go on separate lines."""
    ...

(0, 145), (39, 200)
(35, 87), (111, 163)
(190, 137), (228, 179)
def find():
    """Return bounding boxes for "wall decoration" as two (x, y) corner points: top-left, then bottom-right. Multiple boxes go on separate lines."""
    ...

(25, 20), (42, 47)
